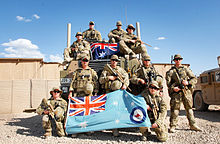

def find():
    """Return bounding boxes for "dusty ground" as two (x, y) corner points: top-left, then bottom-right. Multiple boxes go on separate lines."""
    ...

(0, 105), (219, 144)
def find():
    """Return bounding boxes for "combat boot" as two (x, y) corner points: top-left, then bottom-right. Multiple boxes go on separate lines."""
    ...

(141, 135), (147, 141)
(44, 130), (52, 138)
(190, 125), (202, 131)
(141, 131), (149, 141)
(169, 127), (176, 133)
(112, 129), (120, 137)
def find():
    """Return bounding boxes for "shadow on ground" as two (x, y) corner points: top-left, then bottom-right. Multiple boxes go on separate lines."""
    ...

(6, 114), (43, 137)
(5, 113), (161, 142)
(167, 108), (220, 122)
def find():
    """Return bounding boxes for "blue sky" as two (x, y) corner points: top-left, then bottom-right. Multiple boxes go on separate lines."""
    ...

(0, 0), (220, 75)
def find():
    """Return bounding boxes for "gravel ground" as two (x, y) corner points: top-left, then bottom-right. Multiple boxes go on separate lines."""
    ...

(0, 105), (219, 144)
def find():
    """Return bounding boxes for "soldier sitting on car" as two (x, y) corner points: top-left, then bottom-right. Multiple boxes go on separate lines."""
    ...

(83, 21), (102, 44)
(108, 21), (126, 43)
(64, 32), (91, 63)
(36, 87), (67, 138)
(119, 24), (148, 59)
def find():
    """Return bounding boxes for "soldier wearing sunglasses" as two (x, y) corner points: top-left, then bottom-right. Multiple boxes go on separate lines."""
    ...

(64, 32), (91, 63)
(99, 54), (129, 137)
(36, 87), (67, 138)
(131, 54), (163, 95)
(166, 54), (201, 133)
(140, 81), (168, 142)
(68, 56), (99, 98)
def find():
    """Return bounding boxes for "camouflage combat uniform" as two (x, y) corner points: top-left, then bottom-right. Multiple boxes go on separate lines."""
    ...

(69, 66), (99, 97)
(166, 65), (198, 130)
(140, 88), (168, 142)
(99, 64), (129, 93)
(36, 95), (67, 137)
(108, 25), (126, 43)
(119, 24), (147, 57)
(83, 29), (102, 43)
(64, 32), (91, 62)
(131, 65), (163, 94)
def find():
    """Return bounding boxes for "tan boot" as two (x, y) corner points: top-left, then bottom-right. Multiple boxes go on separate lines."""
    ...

(57, 130), (65, 137)
(141, 135), (147, 141)
(44, 130), (52, 138)
(190, 125), (202, 131)
(169, 127), (176, 133)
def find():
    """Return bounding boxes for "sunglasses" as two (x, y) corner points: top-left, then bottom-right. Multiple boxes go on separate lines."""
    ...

(149, 86), (159, 90)
(111, 59), (118, 62)
(174, 58), (182, 61)
(54, 90), (60, 93)
(82, 59), (89, 62)
(144, 59), (150, 61)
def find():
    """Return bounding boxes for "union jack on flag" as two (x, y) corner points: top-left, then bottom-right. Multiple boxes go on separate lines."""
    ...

(90, 43), (119, 59)
(68, 94), (107, 116)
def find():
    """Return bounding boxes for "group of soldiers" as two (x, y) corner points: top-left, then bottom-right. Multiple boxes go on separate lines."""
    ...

(64, 21), (148, 63)
(37, 21), (202, 142)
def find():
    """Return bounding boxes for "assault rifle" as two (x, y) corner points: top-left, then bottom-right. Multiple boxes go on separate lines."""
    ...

(147, 94), (159, 122)
(105, 64), (131, 91)
(141, 67), (156, 87)
(42, 98), (59, 126)
(132, 37), (152, 47)
(173, 68), (187, 96)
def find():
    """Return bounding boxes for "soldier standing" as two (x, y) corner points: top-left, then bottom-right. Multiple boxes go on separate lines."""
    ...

(166, 54), (201, 133)
(99, 55), (129, 136)
(64, 32), (91, 62)
(83, 21), (102, 43)
(140, 81), (168, 142)
(131, 55), (163, 94)
(108, 21), (126, 43)
(119, 24), (147, 58)
(99, 55), (129, 93)
(68, 56), (99, 98)
(36, 87), (67, 137)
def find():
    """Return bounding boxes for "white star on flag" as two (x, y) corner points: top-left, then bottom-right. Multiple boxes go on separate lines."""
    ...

(79, 121), (88, 128)
(113, 101), (118, 105)
(125, 94), (128, 97)
(131, 102), (135, 106)
(98, 51), (106, 58)
(115, 119), (120, 124)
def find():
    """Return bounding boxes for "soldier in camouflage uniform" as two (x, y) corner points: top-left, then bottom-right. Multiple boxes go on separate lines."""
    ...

(99, 55), (129, 136)
(83, 21), (102, 43)
(64, 32), (91, 63)
(36, 87), (67, 137)
(108, 21), (126, 43)
(166, 54), (201, 133)
(68, 56), (99, 98)
(119, 24), (147, 58)
(99, 55), (129, 93)
(131, 55), (163, 94)
(140, 81), (168, 142)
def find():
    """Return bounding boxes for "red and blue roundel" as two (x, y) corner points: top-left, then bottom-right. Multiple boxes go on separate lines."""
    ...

(130, 106), (146, 124)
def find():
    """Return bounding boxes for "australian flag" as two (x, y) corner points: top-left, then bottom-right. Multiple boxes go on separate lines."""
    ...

(65, 90), (151, 134)
(91, 43), (119, 59)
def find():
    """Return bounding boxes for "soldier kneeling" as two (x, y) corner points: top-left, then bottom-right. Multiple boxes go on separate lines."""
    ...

(140, 81), (168, 142)
(36, 87), (67, 138)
